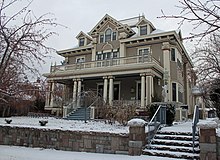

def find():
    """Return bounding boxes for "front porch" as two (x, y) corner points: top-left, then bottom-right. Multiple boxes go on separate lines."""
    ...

(45, 73), (163, 116)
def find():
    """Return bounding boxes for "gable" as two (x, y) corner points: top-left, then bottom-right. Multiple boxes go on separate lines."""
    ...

(76, 31), (93, 41)
(89, 14), (135, 37)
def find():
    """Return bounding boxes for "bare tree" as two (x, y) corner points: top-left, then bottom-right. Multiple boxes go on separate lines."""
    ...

(159, 0), (220, 40)
(0, 0), (58, 116)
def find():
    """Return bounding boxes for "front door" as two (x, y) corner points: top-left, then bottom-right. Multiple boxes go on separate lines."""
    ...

(113, 84), (120, 100)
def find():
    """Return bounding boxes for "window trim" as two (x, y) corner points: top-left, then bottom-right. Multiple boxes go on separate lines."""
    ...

(139, 25), (148, 36)
(171, 48), (176, 62)
(105, 28), (112, 42)
(75, 56), (85, 63)
(79, 38), (85, 47)
(137, 47), (151, 56)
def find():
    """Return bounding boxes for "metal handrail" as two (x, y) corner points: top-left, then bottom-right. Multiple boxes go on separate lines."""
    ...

(192, 105), (199, 153)
(147, 105), (166, 147)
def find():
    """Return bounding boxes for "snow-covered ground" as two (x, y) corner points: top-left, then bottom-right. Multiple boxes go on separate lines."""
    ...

(0, 116), (129, 134)
(161, 121), (193, 133)
(0, 145), (178, 160)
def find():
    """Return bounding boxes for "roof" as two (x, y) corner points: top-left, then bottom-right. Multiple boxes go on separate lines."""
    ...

(119, 16), (141, 27)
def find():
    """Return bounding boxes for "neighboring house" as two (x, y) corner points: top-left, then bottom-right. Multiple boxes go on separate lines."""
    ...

(44, 14), (196, 117)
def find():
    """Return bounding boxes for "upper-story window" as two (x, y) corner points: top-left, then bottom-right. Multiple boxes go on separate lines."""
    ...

(171, 48), (176, 61)
(100, 34), (104, 43)
(76, 57), (85, 63)
(138, 48), (150, 57)
(99, 28), (117, 43)
(140, 25), (147, 36)
(112, 32), (117, 41)
(105, 29), (112, 42)
(79, 38), (85, 47)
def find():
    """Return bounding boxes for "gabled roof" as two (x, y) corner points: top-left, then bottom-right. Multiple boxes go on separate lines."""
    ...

(88, 14), (135, 36)
(136, 17), (156, 30)
(76, 31), (93, 41)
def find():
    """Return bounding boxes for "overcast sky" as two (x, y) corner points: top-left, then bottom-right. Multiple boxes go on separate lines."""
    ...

(23, 0), (194, 78)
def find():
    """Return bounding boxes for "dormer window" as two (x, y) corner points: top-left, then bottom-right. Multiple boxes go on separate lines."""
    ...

(105, 28), (112, 42)
(140, 25), (147, 36)
(79, 38), (85, 46)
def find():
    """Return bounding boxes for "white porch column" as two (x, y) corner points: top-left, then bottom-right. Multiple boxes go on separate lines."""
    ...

(103, 76), (108, 103)
(140, 74), (145, 108)
(109, 76), (114, 106)
(72, 79), (77, 108)
(45, 81), (51, 107)
(50, 81), (55, 107)
(146, 75), (154, 105)
(77, 79), (82, 108)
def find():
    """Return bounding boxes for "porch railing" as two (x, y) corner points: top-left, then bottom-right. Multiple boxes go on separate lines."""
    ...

(192, 105), (199, 153)
(51, 55), (161, 72)
(112, 100), (141, 107)
(147, 105), (166, 147)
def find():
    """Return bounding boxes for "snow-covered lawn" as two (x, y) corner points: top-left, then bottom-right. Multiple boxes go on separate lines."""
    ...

(0, 145), (178, 160)
(0, 116), (129, 134)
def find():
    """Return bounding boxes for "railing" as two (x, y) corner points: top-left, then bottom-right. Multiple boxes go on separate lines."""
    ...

(192, 105), (199, 153)
(51, 55), (161, 72)
(112, 100), (141, 107)
(147, 105), (166, 147)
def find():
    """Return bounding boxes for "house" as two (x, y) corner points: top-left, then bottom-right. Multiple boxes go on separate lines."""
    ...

(43, 14), (196, 118)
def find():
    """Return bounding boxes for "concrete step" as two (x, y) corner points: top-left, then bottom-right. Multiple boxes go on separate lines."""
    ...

(66, 107), (91, 120)
(149, 144), (200, 154)
(154, 134), (199, 141)
(143, 149), (200, 159)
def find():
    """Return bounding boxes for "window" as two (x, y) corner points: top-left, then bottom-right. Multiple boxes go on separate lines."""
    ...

(178, 84), (183, 103)
(103, 52), (111, 60)
(96, 53), (102, 60)
(112, 32), (117, 40)
(76, 57), (85, 63)
(105, 29), (112, 42)
(96, 50), (119, 60)
(140, 25), (147, 35)
(100, 34), (104, 43)
(172, 83), (177, 101)
(79, 38), (85, 47)
(138, 48), (149, 56)
(171, 48), (176, 61)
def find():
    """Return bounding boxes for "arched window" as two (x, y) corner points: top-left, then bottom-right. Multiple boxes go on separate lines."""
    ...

(105, 28), (112, 42)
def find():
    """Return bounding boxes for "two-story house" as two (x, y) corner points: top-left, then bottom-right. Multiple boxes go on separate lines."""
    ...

(44, 14), (195, 118)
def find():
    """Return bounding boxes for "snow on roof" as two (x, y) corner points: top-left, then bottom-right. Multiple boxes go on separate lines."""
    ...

(119, 16), (141, 27)
(128, 118), (146, 127)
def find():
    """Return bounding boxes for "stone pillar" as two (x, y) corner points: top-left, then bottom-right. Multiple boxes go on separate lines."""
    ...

(109, 76), (114, 106)
(198, 120), (218, 160)
(103, 76), (108, 103)
(73, 79), (77, 108)
(50, 81), (55, 107)
(128, 119), (146, 156)
(140, 74), (145, 108)
(77, 79), (82, 108)
(146, 75), (154, 105)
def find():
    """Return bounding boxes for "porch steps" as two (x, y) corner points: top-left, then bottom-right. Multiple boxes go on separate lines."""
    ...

(143, 130), (200, 159)
(66, 107), (91, 120)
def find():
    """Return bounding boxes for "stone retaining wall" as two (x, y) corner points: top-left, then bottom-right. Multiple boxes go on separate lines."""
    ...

(217, 136), (220, 160)
(0, 126), (129, 154)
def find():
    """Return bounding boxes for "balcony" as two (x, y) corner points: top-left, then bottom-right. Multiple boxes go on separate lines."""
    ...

(50, 55), (161, 73)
